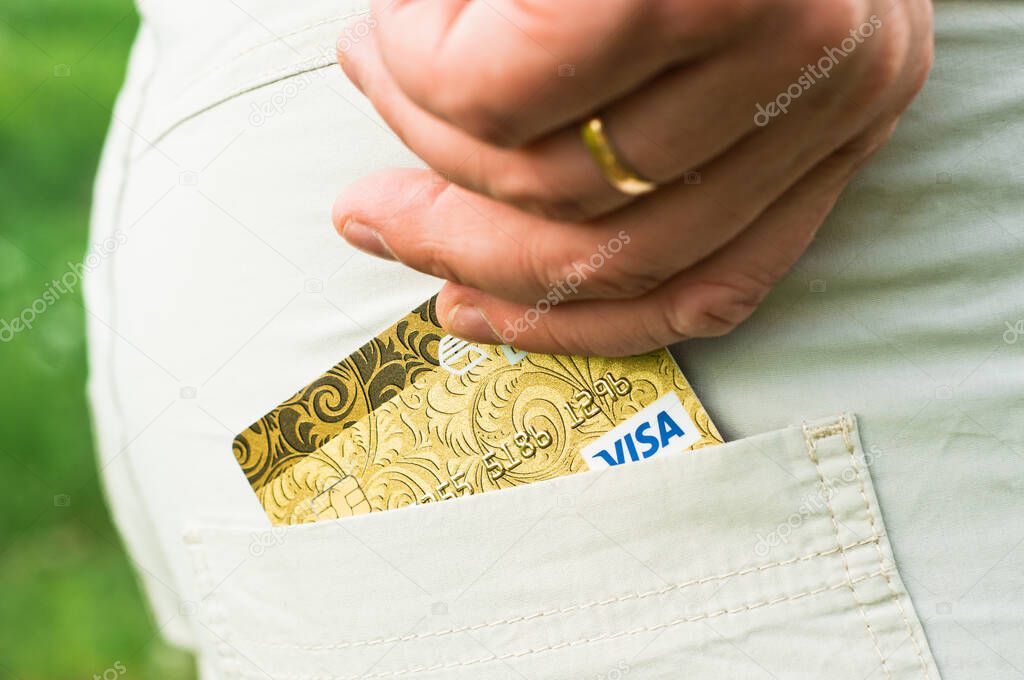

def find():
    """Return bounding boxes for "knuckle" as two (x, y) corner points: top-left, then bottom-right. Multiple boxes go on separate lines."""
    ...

(666, 302), (738, 339)
(908, 38), (934, 98)
(657, 0), (761, 46)
(665, 275), (770, 338)
(799, 0), (865, 51)
(857, 28), (911, 105)
(634, 315), (679, 353)
(835, 119), (897, 166)
(888, 11), (934, 110)
(908, 3), (935, 96)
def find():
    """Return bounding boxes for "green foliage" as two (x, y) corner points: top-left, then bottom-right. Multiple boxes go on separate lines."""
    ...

(0, 1), (196, 677)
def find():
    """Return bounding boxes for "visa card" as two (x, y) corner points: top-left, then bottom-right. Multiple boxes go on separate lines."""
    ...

(248, 331), (722, 525)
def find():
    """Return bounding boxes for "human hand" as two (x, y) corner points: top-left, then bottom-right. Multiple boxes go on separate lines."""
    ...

(332, 0), (933, 355)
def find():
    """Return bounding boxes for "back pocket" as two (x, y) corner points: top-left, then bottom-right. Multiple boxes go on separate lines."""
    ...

(184, 414), (940, 679)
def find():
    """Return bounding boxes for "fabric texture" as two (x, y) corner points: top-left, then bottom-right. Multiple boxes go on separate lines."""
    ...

(185, 415), (937, 679)
(85, 1), (1023, 677)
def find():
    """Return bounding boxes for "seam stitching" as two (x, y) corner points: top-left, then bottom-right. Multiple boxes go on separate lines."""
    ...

(803, 419), (893, 679)
(245, 569), (893, 680)
(838, 417), (931, 678)
(140, 60), (337, 153)
(184, 12), (360, 89)
(215, 54), (331, 98)
(240, 536), (881, 652)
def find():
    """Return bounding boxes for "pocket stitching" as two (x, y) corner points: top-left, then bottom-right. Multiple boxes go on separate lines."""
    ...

(838, 420), (931, 678)
(240, 536), (882, 652)
(201, 416), (932, 678)
(802, 418), (894, 679)
(245, 567), (896, 680)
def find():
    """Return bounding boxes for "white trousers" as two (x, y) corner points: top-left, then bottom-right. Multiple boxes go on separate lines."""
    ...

(86, 1), (1023, 677)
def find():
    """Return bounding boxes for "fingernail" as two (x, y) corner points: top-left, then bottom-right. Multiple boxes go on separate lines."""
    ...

(342, 220), (396, 261)
(446, 304), (500, 343)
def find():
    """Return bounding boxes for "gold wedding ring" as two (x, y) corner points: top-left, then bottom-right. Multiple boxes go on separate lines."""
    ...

(580, 116), (657, 196)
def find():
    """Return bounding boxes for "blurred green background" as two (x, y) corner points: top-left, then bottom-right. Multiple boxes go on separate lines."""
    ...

(1, 0), (195, 677)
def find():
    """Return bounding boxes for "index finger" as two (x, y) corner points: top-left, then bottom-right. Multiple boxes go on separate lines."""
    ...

(370, 0), (754, 145)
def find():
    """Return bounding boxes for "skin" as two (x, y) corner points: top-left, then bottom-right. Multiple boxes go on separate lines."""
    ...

(332, 0), (934, 356)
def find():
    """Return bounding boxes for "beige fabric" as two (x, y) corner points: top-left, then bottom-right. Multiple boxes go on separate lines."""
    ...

(185, 415), (937, 679)
(85, 1), (1023, 677)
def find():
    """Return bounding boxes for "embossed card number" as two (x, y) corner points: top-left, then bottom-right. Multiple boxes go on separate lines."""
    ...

(564, 373), (633, 428)
(420, 426), (554, 503)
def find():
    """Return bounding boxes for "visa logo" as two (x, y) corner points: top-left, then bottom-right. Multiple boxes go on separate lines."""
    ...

(580, 393), (701, 469)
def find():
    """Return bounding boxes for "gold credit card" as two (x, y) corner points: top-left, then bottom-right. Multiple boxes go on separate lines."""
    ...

(232, 298), (445, 497)
(251, 336), (722, 525)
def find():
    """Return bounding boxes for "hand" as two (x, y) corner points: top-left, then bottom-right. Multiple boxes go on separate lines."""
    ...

(332, 0), (933, 356)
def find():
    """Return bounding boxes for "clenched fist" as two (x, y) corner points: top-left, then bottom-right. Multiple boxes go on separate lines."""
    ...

(332, 0), (933, 356)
